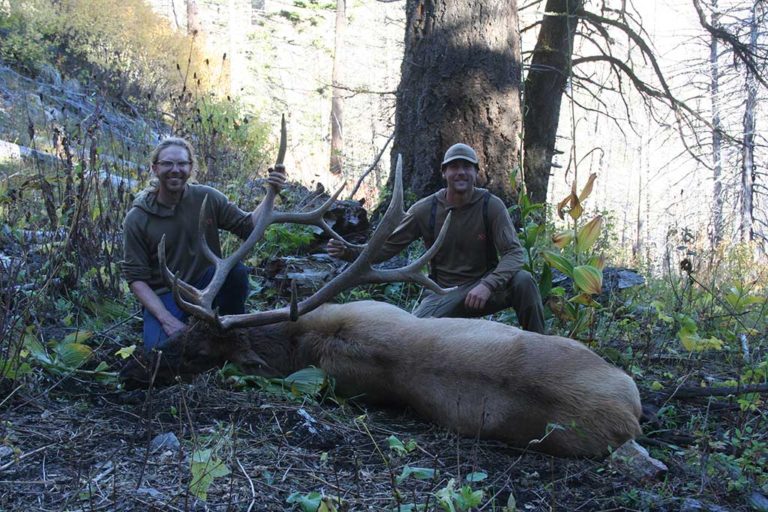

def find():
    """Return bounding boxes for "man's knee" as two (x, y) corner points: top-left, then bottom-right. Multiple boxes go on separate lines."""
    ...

(511, 270), (538, 292)
(226, 262), (249, 290)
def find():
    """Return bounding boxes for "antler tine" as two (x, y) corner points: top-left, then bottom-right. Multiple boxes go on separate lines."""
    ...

(159, 235), (206, 302)
(360, 211), (457, 295)
(272, 181), (350, 242)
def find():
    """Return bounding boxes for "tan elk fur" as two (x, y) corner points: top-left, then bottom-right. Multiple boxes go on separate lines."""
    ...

(123, 300), (642, 457)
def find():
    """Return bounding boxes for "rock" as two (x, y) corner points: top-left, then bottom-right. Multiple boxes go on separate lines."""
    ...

(150, 432), (180, 453)
(284, 408), (341, 450)
(610, 440), (668, 482)
(679, 498), (731, 512)
(136, 487), (164, 499)
(748, 491), (768, 512)
(0, 445), (14, 464)
(680, 498), (705, 511)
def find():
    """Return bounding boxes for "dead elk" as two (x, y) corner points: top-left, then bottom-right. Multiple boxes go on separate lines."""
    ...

(120, 142), (641, 457)
(122, 300), (641, 457)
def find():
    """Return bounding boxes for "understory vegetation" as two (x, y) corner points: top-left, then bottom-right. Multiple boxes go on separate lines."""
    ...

(1, 2), (767, 512)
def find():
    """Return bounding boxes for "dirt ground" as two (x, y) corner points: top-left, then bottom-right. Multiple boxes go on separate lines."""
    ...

(0, 367), (760, 512)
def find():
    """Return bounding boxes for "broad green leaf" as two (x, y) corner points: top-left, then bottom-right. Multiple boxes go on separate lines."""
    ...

(388, 435), (406, 455)
(569, 293), (601, 307)
(115, 345), (137, 359)
(572, 265), (603, 295)
(287, 491), (322, 512)
(282, 367), (326, 396)
(435, 478), (458, 512)
(678, 329), (724, 352)
(568, 309), (594, 338)
(651, 381), (664, 391)
(542, 251), (574, 277)
(56, 343), (93, 369)
(24, 334), (51, 365)
(63, 330), (93, 344)
(724, 289), (765, 310)
(93, 361), (109, 372)
(455, 485), (484, 509)
(551, 230), (574, 249)
(586, 254), (606, 271)
(388, 435), (416, 455)
(396, 466), (436, 485)
(0, 360), (33, 380)
(523, 224), (542, 247)
(506, 491), (517, 512)
(538, 264), (552, 300)
(576, 216), (603, 253)
(190, 449), (231, 501)
(465, 471), (487, 482)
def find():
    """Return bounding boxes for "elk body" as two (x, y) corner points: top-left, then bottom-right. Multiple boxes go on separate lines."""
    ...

(123, 136), (642, 458)
(124, 300), (642, 457)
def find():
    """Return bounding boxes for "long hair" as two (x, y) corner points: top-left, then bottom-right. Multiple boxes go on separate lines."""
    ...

(147, 137), (198, 191)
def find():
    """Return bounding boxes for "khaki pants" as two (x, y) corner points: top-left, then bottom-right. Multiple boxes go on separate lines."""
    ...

(412, 270), (546, 333)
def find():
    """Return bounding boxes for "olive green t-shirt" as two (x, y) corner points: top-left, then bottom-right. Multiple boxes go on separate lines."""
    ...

(372, 188), (525, 290)
(121, 184), (254, 293)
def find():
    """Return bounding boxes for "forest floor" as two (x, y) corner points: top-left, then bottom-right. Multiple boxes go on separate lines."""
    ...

(1, 324), (765, 512)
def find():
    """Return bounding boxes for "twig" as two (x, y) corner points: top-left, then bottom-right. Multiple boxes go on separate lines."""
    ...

(237, 458), (256, 512)
(0, 443), (54, 471)
(665, 383), (768, 400)
(135, 350), (163, 489)
(347, 133), (394, 199)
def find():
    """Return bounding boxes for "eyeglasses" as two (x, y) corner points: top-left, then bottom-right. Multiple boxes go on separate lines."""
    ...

(156, 160), (191, 171)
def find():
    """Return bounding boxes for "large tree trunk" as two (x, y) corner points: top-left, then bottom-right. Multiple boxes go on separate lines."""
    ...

(710, 0), (724, 247)
(522, 0), (584, 204)
(391, 0), (522, 204)
(329, 0), (346, 175)
(740, 1), (757, 243)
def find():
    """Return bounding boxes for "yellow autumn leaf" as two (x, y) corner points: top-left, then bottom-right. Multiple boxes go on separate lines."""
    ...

(578, 173), (598, 201)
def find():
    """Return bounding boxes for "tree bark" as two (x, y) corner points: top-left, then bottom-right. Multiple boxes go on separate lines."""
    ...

(740, 1), (757, 243)
(522, 0), (584, 204)
(710, 0), (724, 247)
(391, 0), (522, 204)
(186, 0), (202, 36)
(329, 0), (346, 175)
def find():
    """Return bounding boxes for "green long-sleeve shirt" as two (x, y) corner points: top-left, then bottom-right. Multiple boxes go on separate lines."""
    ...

(121, 184), (254, 293)
(372, 188), (525, 291)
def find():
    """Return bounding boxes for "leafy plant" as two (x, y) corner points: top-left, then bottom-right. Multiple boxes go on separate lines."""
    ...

(287, 490), (343, 512)
(387, 435), (418, 456)
(541, 174), (605, 338)
(434, 478), (484, 512)
(189, 448), (231, 501)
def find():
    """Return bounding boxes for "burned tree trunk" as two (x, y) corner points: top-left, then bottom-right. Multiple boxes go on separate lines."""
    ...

(522, 0), (584, 204)
(391, 0), (522, 204)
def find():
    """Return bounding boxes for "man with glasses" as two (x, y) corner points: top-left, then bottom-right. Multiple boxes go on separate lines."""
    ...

(121, 137), (286, 353)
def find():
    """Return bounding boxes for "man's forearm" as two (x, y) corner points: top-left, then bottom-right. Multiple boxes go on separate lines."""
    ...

(130, 281), (173, 323)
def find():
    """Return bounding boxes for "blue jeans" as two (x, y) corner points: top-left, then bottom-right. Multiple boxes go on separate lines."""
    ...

(143, 262), (249, 353)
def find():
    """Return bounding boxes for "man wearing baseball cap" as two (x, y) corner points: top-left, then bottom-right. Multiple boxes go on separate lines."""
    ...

(328, 142), (545, 333)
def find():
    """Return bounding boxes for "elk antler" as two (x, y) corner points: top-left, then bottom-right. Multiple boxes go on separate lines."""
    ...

(160, 120), (454, 329)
